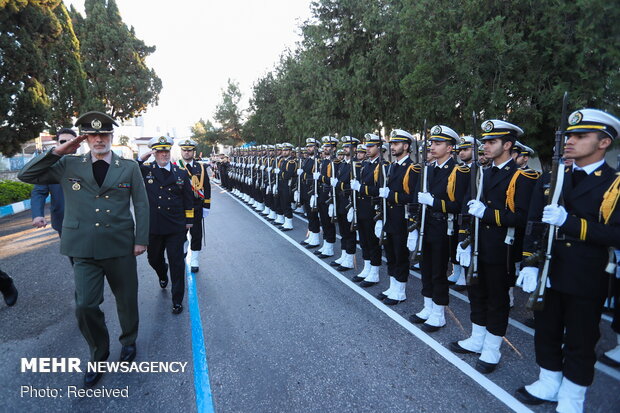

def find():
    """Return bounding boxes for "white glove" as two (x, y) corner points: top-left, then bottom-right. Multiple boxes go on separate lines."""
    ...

(260, 165), (265, 171)
(297, 168), (304, 176)
(250, 163), (255, 168)
(350, 179), (361, 192)
(328, 204), (335, 218)
(467, 199), (486, 219)
(330, 177), (338, 188)
(202, 208), (210, 218)
(516, 267), (539, 293)
(407, 230), (419, 251)
(542, 204), (568, 227)
(374, 220), (383, 238)
(265, 185), (270, 195)
(267, 167), (272, 173)
(418, 192), (434, 206)
(294, 190), (300, 203)
(379, 187), (390, 199)
(312, 172), (321, 180)
(274, 168), (280, 174)
(615, 250), (620, 279)
(310, 195), (317, 209)
(456, 242), (471, 267)
(347, 207), (354, 222)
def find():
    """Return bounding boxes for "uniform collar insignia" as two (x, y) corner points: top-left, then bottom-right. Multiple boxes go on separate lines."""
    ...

(594, 170), (602, 176)
(115, 160), (120, 166)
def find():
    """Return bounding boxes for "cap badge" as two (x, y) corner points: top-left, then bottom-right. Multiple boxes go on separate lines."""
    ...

(91, 119), (102, 130)
(159, 137), (166, 144)
(431, 126), (442, 135)
(482, 121), (494, 133)
(568, 111), (583, 126)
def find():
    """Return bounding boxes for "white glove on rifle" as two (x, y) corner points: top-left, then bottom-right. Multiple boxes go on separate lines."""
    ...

(328, 204), (335, 218)
(418, 192), (434, 207)
(347, 208), (354, 223)
(294, 191), (300, 203)
(310, 195), (317, 209)
(274, 168), (281, 174)
(350, 179), (361, 192)
(312, 172), (321, 180)
(202, 208), (210, 218)
(407, 230), (419, 252)
(330, 177), (338, 188)
(516, 267), (539, 293)
(456, 242), (471, 267)
(467, 199), (486, 219)
(297, 168), (304, 176)
(374, 220), (383, 239)
(260, 165), (265, 171)
(272, 184), (278, 195)
(267, 167), (272, 173)
(379, 187), (390, 199)
(542, 204), (568, 227)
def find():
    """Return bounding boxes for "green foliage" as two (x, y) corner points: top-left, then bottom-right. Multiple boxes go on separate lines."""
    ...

(243, 0), (620, 162)
(191, 118), (226, 155)
(214, 79), (244, 145)
(118, 135), (129, 146)
(70, 0), (162, 120)
(0, 180), (34, 206)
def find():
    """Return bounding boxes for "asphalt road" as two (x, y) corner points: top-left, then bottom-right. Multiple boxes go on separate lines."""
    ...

(1, 182), (618, 412)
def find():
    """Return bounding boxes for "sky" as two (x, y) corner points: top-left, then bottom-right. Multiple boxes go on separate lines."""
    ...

(65, 0), (312, 137)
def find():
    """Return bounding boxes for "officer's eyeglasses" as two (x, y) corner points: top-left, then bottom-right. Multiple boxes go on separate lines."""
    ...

(59, 140), (67, 144)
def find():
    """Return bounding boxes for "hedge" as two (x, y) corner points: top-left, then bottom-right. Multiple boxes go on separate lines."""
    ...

(0, 180), (34, 207)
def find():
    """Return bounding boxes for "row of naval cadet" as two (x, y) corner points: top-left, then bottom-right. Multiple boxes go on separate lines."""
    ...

(224, 109), (620, 413)
(18, 111), (211, 387)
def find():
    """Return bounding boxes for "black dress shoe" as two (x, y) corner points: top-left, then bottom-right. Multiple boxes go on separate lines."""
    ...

(515, 386), (549, 405)
(329, 261), (341, 267)
(336, 265), (353, 272)
(422, 323), (442, 333)
(449, 341), (478, 354)
(352, 276), (365, 283)
(376, 292), (387, 300)
(313, 250), (323, 256)
(172, 304), (183, 314)
(120, 345), (137, 362)
(1, 274), (18, 307)
(599, 353), (620, 368)
(84, 371), (103, 388)
(359, 280), (379, 288)
(452, 284), (467, 292)
(409, 314), (428, 324)
(280, 227), (293, 232)
(318, 253), (333, 258)
(384, 298), (405, 306)
(299, 240), (308, 245)
(524, 317), (535, 328)
(306, 244), (320, 249)
(158, 264), (169, 288)
(191, 266), (199, 273)
(475, 359), (498, 374)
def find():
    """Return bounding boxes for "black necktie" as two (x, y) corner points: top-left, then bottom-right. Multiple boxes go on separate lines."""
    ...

(92, 160), (109, 187)
(572, 169), (587, 187)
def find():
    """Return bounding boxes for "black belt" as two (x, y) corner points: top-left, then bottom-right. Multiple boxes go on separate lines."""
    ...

(429, 211), (447, 221)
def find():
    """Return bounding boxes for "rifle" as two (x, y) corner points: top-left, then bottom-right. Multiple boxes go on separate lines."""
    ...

(466, 111), (481, 285)
(415, 120), (429, 256)
(330, 143), (338, 223)
(296, 136), (302, 208)
(527, 92), (569, 311)
(350, 143), (359, 232)
(377, 136), (391, 245)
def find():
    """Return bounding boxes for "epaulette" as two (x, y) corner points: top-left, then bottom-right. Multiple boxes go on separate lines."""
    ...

(334, 159), (341, 164)
(410, 163), (422, 173)
(455, 165), (470, 173)
(144, 162), (151, 166)
(288, 159), (296, 164)
(518, 168), (541, 179)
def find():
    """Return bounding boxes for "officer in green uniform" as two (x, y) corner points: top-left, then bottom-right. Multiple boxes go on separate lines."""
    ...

(18, 111), (149, 388)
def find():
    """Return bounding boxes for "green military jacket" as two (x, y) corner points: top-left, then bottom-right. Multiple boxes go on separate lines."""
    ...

(18, 149), (149, 259)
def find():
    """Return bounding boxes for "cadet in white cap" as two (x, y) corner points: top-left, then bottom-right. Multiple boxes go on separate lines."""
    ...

(176, 138), (211, 272)
(456, 136), (480, 167)
(313, 136), (339, 258)
(516, 108), (620, 412)
(409, 125), (470, 331)
(276, 143), (296, 231)
(299, 138), (322, 248)
(452, 119), (539, 374)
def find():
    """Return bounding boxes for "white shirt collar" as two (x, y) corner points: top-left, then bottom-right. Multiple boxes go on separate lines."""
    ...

(91, 151), (112, 164)
(573, 159), (605, 175)
(492, 158), (512, 169)
(434, 158), (450, 168)
(159, 162), (171, 171)
(395, 156), (408, 165)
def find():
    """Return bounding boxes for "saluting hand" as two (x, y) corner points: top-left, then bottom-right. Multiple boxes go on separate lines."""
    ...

(134, 244), (147, 256)
(53, 134), (87, 156)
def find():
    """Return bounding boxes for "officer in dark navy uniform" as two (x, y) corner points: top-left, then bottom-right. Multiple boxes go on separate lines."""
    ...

(299, 138), (322, 248)
(139, 137), (194, 314)
(314, 137), (339, 258)
(176, 138), (211, 273)
(515, 109), (620, 412)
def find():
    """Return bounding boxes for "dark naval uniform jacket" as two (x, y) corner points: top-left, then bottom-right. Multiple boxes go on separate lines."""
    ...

(358, 157), (381, 220)
(523, 162), (620, 298)
(384, 157), (419, 233)
(335, 159), (352, 215)
(139, 161), (194, 235)
(178, 160), (211, 211)
(18, 150), (149, 259)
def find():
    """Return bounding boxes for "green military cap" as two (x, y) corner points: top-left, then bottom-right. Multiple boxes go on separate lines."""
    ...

(75, 111), (118, 134)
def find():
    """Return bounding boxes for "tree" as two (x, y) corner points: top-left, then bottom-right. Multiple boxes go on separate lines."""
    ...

(118, 135), (129, 146)
(191, 118), (225, 155)
(70, 0), (162, 120)
(214, 79), (244, 145)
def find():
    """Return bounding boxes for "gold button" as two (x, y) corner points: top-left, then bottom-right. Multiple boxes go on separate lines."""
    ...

(95, 208), (100, 212)
(485, 225), (490, 229)
(105, 224), (110, 228)
(105, 195), (109, 199)
(95, 223), (100, 227)
(158, 196), (162, 199)
(106, 209), (110, 213)
(487, 200), (492, 204)
(160, 186), (163, 189)
(95, 195), (99, 198)
(566, 242), (571, 247)
(168, 197), (171, 200)
(157, 206), (161, 209)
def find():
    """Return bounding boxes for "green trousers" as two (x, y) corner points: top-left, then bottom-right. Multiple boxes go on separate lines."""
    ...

(73, 255), (139, 362)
